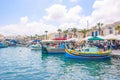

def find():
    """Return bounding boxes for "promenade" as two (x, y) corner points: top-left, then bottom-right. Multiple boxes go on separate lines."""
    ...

(111, 50), (120, 58)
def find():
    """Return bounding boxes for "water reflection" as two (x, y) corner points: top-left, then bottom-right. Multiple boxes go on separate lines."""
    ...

(0, 47), (120, 80)
(42, 53), (120, 80)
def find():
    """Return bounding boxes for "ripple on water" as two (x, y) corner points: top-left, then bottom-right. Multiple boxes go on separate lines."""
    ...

(0, 47), (120, 80)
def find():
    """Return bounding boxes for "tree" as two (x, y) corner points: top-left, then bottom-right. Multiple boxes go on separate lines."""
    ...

(35, 34), (38, 39)
(63, 30), (68, 34)
(37, 35), (42, 39)
(79, 29), (88, 38)
(115, 25), (120, 34)
(57, 29), (62, 37)
(45, 30), (48, 40)
(97, 22), (103, 35)
(63, 30), (68, 38)
(72, 28), (77, 38)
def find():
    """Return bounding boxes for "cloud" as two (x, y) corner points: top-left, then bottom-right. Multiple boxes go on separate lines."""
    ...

(58, 23), (81, 30)
(54, 0), (63, 3)
(0, 0), (120, 36)
(66, 5), (82, 22)
(44, 4), (83, 23)
(0, 17), (57, 36)
(43, 4), (89, 30)
(91, 0), (120, 24)
(44, 0), (120, 29)
(69, 0), (78, 3)
(20, 16), (29, 24)
(43, 4), (67, 23)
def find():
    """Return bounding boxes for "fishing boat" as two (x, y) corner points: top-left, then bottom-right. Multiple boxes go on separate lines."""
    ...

(65, 36), (112, 59)
(42, 38), (66, 54)
(29, 39), (42, 50)
(42, 45), (65, 54)
(65, 46), (112, 59)
(42, 42), (65, 54)
(0, 42), (7, 48)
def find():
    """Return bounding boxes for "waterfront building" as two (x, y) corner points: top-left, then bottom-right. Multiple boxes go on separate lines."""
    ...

(87, 21), (120, 37)
(0, 34), (4, 41)
(102, 21), (120, 36)
(40, 21), (120, 40)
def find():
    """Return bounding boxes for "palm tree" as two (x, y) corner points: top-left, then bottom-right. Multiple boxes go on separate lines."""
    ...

(30, 35), (33, 40)
(97, 22), (103, 35)
(115, 25), (120, 34)
(63, 30), (68, 34)
(37, 35), (41, 39)
(63, 30), (68, 38)
(72, 28), (77, 38)
(35, 34), (38, 39)
(79, 29), (88, 38)
(57, 29), (62, 37)
(45, 30), (48, 40)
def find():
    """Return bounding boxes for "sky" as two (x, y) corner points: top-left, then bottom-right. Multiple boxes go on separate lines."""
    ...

(0, 0), (120, 36)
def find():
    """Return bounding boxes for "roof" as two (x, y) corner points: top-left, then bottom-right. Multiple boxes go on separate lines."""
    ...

(102, 21), (120, 30)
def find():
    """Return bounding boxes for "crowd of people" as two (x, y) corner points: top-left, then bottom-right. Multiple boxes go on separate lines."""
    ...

(66, 40), (120, 51)
(42, 40), (120, 51)
(92, 40), (120, 50)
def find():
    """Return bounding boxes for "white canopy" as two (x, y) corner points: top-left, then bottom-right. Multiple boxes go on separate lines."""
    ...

(104, 34), (117, 40)
(116, 35), (120, 40)
(66, 38), (80, 41)
(42, 40), (54, 42)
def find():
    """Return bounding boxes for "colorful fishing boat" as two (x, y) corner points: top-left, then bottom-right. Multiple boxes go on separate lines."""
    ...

(65, 46), (112, 59)
(64, 36), (111, 59)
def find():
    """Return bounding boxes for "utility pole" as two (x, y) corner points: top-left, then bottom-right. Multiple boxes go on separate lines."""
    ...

(87, 20), (89, 29)
(86, 20), (89, 36)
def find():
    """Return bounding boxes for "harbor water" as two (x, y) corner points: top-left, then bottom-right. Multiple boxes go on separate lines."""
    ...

(0, 47), (120, 80)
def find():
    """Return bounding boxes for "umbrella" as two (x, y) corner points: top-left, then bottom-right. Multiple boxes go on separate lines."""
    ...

(42, 40), (53, 42)
(66, 38), (79, 41)
(88, 36), (104, 41)
(97, 35), (105, 39)
(117, 35), (120, 40)
(104, 34), (117, 40)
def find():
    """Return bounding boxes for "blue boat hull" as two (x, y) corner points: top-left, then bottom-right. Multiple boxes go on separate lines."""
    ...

(65, 52), (111, 59)
(0, 46), (7, 48)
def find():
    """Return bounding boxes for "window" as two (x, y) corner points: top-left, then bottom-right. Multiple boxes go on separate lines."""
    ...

(85, 49), (89, 51)
(108, 27), (113, 34)
(118, 31), (120, 34)
(101, 31), (103, 35)
(108, 27), (112, 29)
(109, 29), (113, 34)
